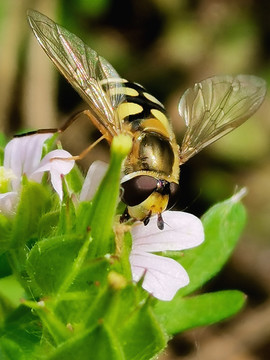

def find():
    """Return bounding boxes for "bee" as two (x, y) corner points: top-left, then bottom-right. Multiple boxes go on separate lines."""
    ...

(27, 10), (266, 230)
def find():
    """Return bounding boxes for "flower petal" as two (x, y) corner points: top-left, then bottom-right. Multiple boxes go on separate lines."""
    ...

(131, 211), (204, 252)
(31, 150), (75, 200)
(80, 160), (108, 201)
(130, 250), (189, 301)
(50, 171), (64, 201)
(4, 134), (53, 190)
(0, 192), (18, 215)
(33, 150), (74, 175)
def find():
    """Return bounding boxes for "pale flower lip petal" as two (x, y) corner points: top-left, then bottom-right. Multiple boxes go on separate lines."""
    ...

(129, 210), (204, 301)
(80, 160), (108, 202)
(130, 250), (189, 301)
(131, 211), (204, 252)
(3, 137), (22, 179)
(50, 171), (64, 201)
(22, 133), (53, 176)
(32, 150), (75, 200)
(1, 135), (73, 206)
(32, 150), (75, 175)
(4, 134), (53, 190)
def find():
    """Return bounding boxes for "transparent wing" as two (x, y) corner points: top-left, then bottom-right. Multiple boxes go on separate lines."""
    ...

(27, 10), (126, 141)
(179, 75), (266, 163)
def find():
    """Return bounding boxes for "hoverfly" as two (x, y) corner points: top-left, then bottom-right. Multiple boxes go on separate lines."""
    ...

(27, 10), (266, 229)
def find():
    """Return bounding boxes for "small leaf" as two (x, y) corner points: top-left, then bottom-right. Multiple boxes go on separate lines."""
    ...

(0, 253), (12, 278)
(48, 324), (124, 360)
(120, 305), (167, 360)
(178, 192), (246, 296)
(0, 306), (42, 359)
(0, 337), (25, 360)
(0, 275), (24, 308)
(10, 181), (52, 249)
(26, 234), (85, 296)
(0, 214), (12, 254)
(57, 198), (77, 236)
(154, 290), (246, 335)
(37, 211), (59, 239)
(64, 164), (84, 194)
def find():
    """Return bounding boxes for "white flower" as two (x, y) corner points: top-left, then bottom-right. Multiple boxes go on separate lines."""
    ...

(130, 211), (204, 301)
(80, 160), (108, 202)
(31, 149), (75, 201)
(0, 133), (75, 214)
(81, 161), (205, 301)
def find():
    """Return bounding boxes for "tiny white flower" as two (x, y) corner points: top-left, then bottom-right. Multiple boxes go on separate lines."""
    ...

(32, 149), (75, 201)
(0, 133), (75, 213)
(130, 211), (204, 301)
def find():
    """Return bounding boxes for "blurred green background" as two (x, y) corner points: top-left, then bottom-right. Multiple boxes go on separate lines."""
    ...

(0, 0), (270, 359)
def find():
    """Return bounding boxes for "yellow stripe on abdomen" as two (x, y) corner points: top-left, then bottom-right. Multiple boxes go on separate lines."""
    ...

(117, 102), (143, 121)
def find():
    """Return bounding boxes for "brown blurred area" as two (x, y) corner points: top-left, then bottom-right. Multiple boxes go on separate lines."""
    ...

(1, 0), (270, 358)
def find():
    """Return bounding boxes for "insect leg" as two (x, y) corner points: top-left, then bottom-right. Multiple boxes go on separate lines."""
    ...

(14, 110), (87, 138)
(119, 207), (131, 223)
(49, 134), (106, 162)
(64, 135), (106, 161)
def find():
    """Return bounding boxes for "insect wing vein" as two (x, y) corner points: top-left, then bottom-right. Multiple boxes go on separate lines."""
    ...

(27, 10), (125, 139)
(179, 74), (266, 162)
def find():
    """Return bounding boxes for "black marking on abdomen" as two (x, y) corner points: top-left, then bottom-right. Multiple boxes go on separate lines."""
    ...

(120, 81), (167, 123)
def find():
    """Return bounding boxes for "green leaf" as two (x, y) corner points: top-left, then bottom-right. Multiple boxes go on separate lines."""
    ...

(56, 199), (77, 236)
(48, 324), (124, 360)
(0, 275), (24, 325)
(37, 211), (59, 239)
(0, 275), (24, 309)
(154, 290), (246, 335)
(178, 192), (247, 296)
(0, 337), (25, 360)
(0, 253), (12, 278)
(26, 234), (85, 296)
(10, 181), (52, 249)
(48, 288), (167, 360)
(117, 304), (167, 360)
(0, 306), (42, 359)
(0, 215), (12, 254)
(65, 164), (84, 194)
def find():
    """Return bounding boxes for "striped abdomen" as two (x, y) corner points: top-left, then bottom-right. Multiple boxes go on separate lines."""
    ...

(114, 81), (180, 183)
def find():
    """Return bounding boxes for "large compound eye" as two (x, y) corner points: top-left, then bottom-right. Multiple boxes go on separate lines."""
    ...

(121, 176), (158, 206)
(167, 182), (179, 209)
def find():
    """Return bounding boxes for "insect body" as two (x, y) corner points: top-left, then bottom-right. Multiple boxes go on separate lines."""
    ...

(27, 10), (266, 229)
(113, 81), (180, 228)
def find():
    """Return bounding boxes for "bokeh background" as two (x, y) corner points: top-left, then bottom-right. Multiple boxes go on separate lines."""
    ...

(1, 0), (270, 359)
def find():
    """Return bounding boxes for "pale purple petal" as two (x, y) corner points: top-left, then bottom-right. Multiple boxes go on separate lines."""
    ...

(4, 134), (53, 190)
(130, 250), (189, 301)
(80, 160), (108, 201)
(32, 150), (74, 175)
(131, 211), (204, 252)
(31, 150), (75, 200)
(0, 192), (18, 215)
(50, 171), (64, 201)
